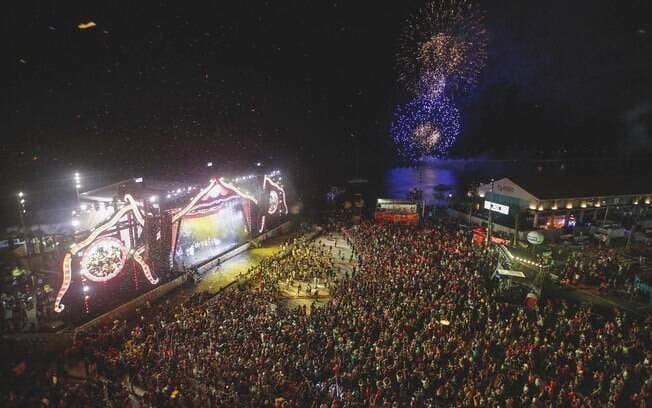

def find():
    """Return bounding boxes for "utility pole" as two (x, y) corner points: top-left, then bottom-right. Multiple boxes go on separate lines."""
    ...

(513, 210), (520, 246)
(485, 179), (495, 247)
(626, 206), (639, 252)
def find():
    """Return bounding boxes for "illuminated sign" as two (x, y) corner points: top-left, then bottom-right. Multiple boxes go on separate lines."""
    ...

(376, 199), (418, 213)
(526, 231), (545, 245)
(484, 200), (509, 215)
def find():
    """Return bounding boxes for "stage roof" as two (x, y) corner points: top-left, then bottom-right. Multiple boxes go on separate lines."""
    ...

(80, 178), (189, 202)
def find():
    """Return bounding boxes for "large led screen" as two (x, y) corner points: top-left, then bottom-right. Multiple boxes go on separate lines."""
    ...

(174, 199), (249, 267)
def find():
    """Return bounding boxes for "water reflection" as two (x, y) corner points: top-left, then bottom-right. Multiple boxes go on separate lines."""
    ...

(382, 158), (650, 205)
(385, 166), (457, 204)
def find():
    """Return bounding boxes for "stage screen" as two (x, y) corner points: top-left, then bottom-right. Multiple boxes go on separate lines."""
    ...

(174, 199), (249, 267)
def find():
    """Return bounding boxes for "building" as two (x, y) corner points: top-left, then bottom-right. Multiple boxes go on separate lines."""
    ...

(477, 174), (652, 229)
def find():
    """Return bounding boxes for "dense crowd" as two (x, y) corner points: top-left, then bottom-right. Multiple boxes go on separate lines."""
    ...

(3, 221), (652, 407)
(253, 240), (339, 297)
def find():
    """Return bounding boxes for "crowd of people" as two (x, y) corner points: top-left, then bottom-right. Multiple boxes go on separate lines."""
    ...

(1, 274), (55, 334)
(2, 221), (652, 406)
(559, 249), (650, 302)
(253, 239), (339, 298)
(560, 250), (629, 287)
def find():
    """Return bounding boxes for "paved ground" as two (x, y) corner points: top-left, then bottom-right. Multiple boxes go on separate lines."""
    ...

(193, 240), (285, 294)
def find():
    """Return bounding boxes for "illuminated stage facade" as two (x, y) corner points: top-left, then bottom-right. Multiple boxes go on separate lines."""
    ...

(54, 171), (289, 314)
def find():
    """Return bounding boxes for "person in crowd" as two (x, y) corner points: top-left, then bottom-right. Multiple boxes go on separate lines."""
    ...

(2, 221), (651, 407)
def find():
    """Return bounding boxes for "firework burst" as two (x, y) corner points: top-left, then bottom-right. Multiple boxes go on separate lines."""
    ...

(397, 0), (487, 96)
(391, 93), (460, 160)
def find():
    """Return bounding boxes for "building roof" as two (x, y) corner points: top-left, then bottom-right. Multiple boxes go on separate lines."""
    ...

(507, 172), (651, 200)
(479, 164), (652, 201)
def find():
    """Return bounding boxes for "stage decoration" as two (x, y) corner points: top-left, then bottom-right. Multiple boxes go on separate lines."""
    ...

(133, 246), (158, 284)
(54, 194), (159, 313)
(55, 172), (290, 313)
(259, 215), (266, 233)
(268, 191), (279, 214)
(218, 178), (259, 204)
(70, 194), (143, 254)
(79, 237), (127, 282)
(170, 177), (258, 268)
(263, 175), (288, 215)
(171, 179), (218, 223)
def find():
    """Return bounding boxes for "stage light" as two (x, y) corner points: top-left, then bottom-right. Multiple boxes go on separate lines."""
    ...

(72, 210), (76, 216)
(149, 195), (158, 203)
(20, 199), (25, 204)
(256, 162), (262, 167)
(80, 204), (88, 211)
(83, 285), (89, 293)
(207, 162), (213, 167)
(71, 219), (80, 227)
(18, 192), (24, 198)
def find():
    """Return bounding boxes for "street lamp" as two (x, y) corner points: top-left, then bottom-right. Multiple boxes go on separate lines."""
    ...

(74, 172), (81, 204)
(18, 191), (31, 260)
(17, 191), (27, 227)
(17, 192), (36, 312)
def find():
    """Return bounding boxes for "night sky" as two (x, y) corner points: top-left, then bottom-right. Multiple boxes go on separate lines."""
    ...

(2, 1), (652, 209)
